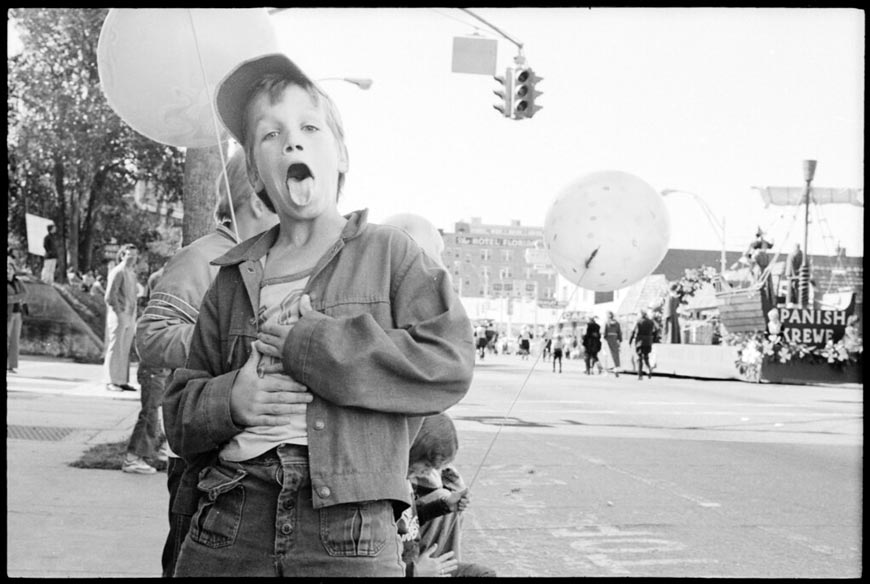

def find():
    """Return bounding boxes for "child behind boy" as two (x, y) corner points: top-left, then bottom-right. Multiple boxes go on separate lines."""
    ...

(162, 53), (474, 577)
(400, 413), (496, 578)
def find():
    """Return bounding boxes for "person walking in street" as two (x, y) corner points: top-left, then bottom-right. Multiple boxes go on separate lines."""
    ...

(103, 243), (139, 392)
(518, 326), (532, 359)
(122, 267), (170, 474)
(136, 147), (279, 577)
(603, 311), (622, 377)
(552, 333), (564, 373)
(162, 52), (474, 577)
(582, 316), (602, 374)
(475, 322), (487, 360)
(629, 309), (658, 380)
(7, 256), (29, 374)
(41, 224), (58, 284)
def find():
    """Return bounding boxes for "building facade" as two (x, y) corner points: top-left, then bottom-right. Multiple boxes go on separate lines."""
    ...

(441, 217), (558, 304)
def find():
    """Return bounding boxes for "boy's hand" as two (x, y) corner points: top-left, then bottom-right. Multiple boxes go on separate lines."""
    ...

(256, 295), (315, 362)
(230, 341), (312, 427)
(413, 544), (458, 577)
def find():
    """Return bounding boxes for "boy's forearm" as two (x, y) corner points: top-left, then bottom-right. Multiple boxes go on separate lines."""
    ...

(284, 309), (473, 414)
(163, 368), (244, 458)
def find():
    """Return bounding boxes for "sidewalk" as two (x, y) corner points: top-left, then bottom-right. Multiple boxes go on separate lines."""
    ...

(7, 355), (167, 577)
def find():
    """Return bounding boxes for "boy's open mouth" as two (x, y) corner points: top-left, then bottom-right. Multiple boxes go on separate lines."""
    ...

(286, 163), (314, 206)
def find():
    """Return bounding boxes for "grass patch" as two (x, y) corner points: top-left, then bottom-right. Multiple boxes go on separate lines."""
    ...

(69, 438), (167, 472)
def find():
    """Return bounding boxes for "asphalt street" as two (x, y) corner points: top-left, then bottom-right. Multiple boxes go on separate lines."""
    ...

(5, 353), (863, 577)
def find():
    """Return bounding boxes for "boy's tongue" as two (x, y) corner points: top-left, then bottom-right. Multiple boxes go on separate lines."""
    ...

(286, 176), (313, 206)
(286, 163), (313, 206)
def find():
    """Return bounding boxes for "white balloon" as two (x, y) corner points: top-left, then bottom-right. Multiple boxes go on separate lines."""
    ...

(381, 213), (445, 266)
(544, 170), (670, 292)
(97, 8), (279, 148)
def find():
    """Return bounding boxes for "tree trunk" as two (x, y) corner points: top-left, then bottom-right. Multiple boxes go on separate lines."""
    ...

(81, 165), (112, 273)
(182, 145), (227, 246)
(53, 157), (68, 284)
(69, 191), (80, 275)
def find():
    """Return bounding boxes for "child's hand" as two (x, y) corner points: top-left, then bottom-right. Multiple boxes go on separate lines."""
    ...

(444, 487), (470, 512)
(257, 295), (315, 361)
(229, 341), (312, 427)
(413, 544), (458, 577)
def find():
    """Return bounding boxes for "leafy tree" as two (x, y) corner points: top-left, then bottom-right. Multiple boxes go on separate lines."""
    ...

(7, 8), (185, 280)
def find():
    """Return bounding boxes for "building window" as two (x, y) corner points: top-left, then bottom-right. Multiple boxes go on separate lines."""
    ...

(481, 249), (491, 261)
(501, 250), (512, 262)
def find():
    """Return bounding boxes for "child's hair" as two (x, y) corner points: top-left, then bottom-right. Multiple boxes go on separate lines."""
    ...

(213, 148), (256, 228)
(409, 413), (458, 470)
(240, 74), (347, 212)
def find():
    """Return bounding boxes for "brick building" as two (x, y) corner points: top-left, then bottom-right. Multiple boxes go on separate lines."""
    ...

(440, 217), (558, 303)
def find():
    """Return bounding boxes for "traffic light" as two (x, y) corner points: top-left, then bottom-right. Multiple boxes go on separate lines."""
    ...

(493, 66), (543, 120)
(493, 68), (514, 117)
(513, 67), (543, 119)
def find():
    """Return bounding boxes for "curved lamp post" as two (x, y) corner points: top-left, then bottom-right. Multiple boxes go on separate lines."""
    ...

(661, 188), (727, 275)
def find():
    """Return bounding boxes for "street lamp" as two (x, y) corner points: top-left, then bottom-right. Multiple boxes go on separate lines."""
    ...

(316, 77), (373, 90)
(660, 188), (727, 276)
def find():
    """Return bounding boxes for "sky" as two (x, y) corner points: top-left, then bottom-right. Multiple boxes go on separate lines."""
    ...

(9, 8), (864, 259)
(269, 7), (864, 258)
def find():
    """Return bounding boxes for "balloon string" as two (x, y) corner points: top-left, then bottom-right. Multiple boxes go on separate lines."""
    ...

(186, 9), (240, 243)
(466, 254), (595, 490)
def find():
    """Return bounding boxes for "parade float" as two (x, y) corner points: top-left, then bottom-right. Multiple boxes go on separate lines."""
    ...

(711, 160), (862, 384)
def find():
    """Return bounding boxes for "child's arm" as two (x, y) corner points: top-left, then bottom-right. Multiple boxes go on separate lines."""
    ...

(162, 276), (311, 459)
(277, 244), (474, 415)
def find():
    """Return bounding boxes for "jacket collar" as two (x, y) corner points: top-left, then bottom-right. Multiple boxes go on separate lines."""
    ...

(211, 208), (369, 267)
(215, 223), (240, 245)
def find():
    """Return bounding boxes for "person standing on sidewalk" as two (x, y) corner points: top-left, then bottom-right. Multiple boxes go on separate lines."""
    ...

(552, 333), (564, 373)
(136, 148), (278, 577)
(121, 267), (170, 474)
(582, 316), (602, 375)
(629, 309), (657, 380)
(162, 53), (473, 577)
(603, 311), (622, 377)
(104, 244), (139, 392)
(41, 224), (58, 284)
(7, 256), (29, 374)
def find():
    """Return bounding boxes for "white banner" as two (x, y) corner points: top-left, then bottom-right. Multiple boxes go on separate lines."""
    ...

(25, 213), (54, 257)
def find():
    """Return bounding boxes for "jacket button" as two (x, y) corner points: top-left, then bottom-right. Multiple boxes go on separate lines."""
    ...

(247, 266), (255, 273)
(313, 420), (325, 430)
(283, 499), (295, 509)
(280, 524), (292, 535)
(317, 486), (331, 498)
(249, 317), (257, 325)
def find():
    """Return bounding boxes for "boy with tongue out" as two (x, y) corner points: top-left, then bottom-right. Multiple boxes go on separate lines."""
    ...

(162, 53), (474, 578)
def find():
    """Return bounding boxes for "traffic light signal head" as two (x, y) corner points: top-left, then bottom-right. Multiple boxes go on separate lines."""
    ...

(493, 66), (543, 120)
(513, 67), (543, 119)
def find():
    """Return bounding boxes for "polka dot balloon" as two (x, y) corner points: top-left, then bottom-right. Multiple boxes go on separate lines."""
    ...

(543, 170), (670, 291)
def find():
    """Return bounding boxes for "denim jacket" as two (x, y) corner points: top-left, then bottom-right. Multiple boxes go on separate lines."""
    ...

(163, 209), (474, 515)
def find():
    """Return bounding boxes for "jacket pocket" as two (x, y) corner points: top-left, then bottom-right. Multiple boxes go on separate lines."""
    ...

(319, 499), (394, 557)
(189, 465), (247, 549)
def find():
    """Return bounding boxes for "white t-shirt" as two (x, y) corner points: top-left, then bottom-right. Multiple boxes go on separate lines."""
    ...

(220, 268), (312, 462)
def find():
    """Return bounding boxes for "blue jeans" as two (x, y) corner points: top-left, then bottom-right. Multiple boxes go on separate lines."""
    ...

(162, 457), (191, 578)
(126, 365), (169, 458)
(173, 444), (405, 577)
